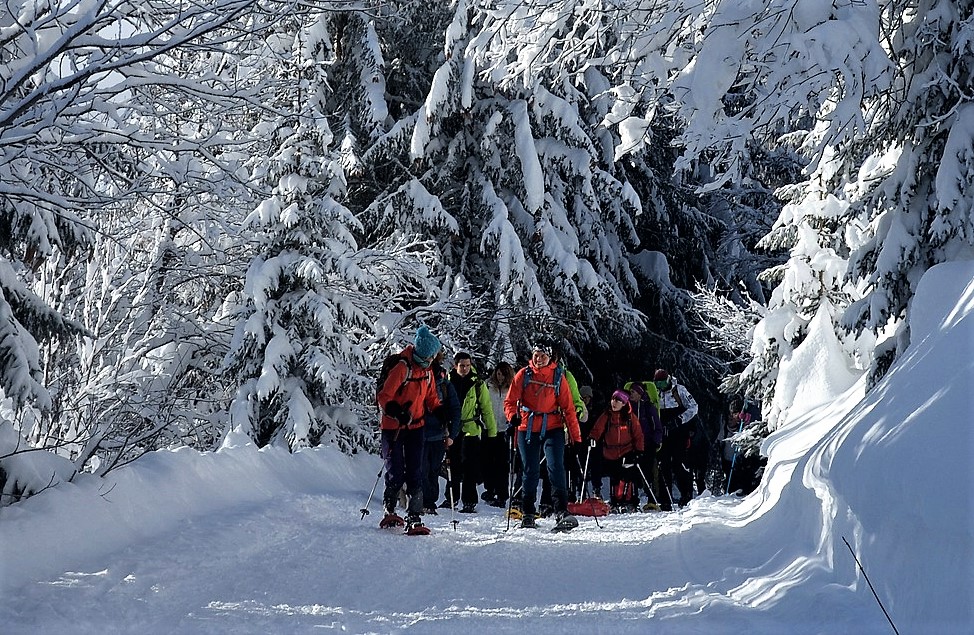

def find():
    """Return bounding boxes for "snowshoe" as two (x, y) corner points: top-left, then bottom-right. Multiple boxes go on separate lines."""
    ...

(551, 513), (579, 533)
(506, 506), (523, 520)
(460, 504), (477, 513)
(520, 514), (537, 529)
(379, 513), (405, 529)
(642, 501), (660, 512)
(405, 515), (430, 536)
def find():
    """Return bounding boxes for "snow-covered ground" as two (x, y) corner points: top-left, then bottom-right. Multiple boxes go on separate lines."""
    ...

(1, 262), (972, 634)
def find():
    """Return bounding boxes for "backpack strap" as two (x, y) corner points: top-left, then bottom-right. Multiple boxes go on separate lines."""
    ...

(391, 356), (431, 398)
(671, 385), (684, 410)
(519, 366), (564, 440)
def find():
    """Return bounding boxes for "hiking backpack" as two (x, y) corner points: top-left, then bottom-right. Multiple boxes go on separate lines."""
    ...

(376, 353), (409, 398)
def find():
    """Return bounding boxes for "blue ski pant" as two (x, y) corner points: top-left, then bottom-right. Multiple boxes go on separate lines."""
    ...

(518, 427), (568, 515)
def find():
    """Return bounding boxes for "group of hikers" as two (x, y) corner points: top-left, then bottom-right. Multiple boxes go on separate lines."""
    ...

(373, 325), (764, 535)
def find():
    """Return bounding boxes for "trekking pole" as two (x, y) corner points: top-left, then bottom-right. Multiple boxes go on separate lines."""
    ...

(726, 418), (745, 494)
(444, 455), (459, 531)
(505, 431), (517, 531)
(577, 447), (602, 529)
(362, 425), (405, 519)
(842, 536), (900, 635)
(634, 462), (661, 509)
(578, 443), (592, 500)
(360, 468), (383, 519)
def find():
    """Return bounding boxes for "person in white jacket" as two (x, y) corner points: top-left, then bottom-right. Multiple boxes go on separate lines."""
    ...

(653, 369), (699, 509)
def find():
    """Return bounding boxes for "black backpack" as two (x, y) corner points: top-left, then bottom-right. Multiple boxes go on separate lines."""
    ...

(377, 353), (409, 397)
(376, 353), (430, 400)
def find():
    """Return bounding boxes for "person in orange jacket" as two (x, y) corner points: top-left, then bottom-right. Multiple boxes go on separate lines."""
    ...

(504, 339), (582, 531)
(588, 390), (645, 513)
(376, 325), (443, 533)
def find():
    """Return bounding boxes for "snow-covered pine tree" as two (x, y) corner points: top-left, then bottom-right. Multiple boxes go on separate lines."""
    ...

(726, 0), (974, 422)
(841, 0), (974, 383)
(358, 0), (646, 365)
(459, 1), (766, 411)
(223, 10), (438, 451)
(497, 0), (906, 426)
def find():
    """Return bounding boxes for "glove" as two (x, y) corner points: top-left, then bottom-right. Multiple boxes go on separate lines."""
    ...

(509, 413), (521, 428)
(384, 400), (412, 427)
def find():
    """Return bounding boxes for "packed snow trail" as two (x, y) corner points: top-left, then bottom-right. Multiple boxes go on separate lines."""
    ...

(0, 461), (876, 634)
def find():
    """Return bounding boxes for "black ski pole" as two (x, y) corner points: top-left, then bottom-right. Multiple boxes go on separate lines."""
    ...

(843, 536), (900, 635)
(445, 455), (458, 531)
(360, 468), (382, 519)
(579, 443), (593, 496)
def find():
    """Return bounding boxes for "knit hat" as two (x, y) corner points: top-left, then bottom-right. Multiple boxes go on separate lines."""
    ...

(579, 385), (593, 400)
(629, 383), (648, 399)
(653, 369), (669, 382)
(413, 325), (442, 361)
(611, 389), (630, 404)
(532, 340), (554, 357)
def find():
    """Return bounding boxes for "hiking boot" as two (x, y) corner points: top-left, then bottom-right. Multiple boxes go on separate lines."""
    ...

(552, 512), (579, 532)
(422, 507), (438, 515)
(520, 514), (537, 529)
(538, 504), (554, 518)
(405, 515), (430, 535)
(460, 504), (477, 513)
(438, 499), (454, 509)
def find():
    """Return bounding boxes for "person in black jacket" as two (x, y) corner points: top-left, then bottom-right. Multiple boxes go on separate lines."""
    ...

(421, 355), (461, 513)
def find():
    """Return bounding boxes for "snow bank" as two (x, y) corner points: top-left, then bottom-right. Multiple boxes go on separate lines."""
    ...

(0, 442), (376, 594)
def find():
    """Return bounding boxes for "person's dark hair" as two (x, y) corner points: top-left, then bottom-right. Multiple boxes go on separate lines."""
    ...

(454, 351), (472, 364)
(493, 361), (513, 376)
(490, 361), (515, 388)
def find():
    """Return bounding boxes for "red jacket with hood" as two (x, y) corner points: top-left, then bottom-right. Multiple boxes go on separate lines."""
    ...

(589, 406), (645, 461)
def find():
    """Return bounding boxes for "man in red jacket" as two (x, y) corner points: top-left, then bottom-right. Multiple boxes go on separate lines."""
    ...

(376, 325), (443, 534)
(504, 339), (582, 531)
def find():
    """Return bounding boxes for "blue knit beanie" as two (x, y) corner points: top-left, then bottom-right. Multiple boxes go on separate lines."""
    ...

(413, 325), (442, 362)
